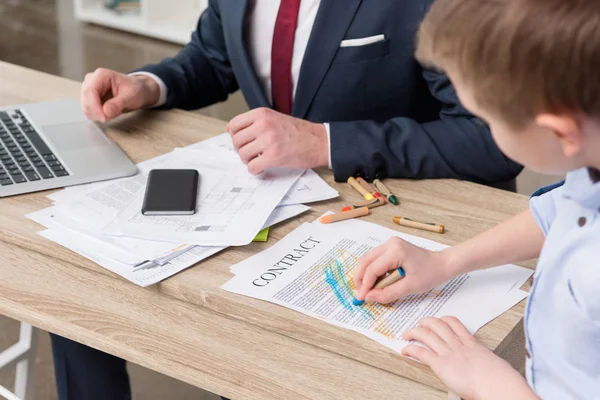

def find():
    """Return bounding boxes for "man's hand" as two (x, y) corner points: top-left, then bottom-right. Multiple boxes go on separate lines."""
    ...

(353, 237), (456, 304)
(80, 68), (161, 122)
(226, 108), (330, 175)
(402, 317), (538, 400)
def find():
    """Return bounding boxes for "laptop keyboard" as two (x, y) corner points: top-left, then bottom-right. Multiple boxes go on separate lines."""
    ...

(0, 109), (69, 186)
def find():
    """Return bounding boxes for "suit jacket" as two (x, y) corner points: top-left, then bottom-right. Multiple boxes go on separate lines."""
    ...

(138, 0), (522, 185)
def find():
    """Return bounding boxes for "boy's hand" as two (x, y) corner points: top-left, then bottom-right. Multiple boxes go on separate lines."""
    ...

(354, 237), (454, 303)
(402, 317), (537, 400)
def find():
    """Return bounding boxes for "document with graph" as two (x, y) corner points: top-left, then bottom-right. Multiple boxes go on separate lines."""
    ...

(222, 218), (533, 352)
(104, 148), (304, 246)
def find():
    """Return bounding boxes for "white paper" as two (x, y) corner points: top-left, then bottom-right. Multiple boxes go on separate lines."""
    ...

(39, 229), (223, 287)
(279, 169), (339, 206)
(27, 207), (186, 265)
(263, 204), (311, 229)
(188, 134), (338, 206)
(31, 202), (311, 285)
(48, 150), (172, 205)
(105, 148), (304, 246)
(222, 218), (533, 353)
(31, 134), (313, 286)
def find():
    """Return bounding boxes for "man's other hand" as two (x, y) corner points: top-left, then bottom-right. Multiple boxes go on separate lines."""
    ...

(226, 108), (330, 174)
(80, 68), (161, 122)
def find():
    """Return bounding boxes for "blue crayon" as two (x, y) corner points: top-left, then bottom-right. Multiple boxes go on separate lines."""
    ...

(353, 267), (405, 306)
(353, 298), (365, 306)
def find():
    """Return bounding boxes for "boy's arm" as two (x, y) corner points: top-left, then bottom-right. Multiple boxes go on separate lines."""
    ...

(353, 210), (544, 399)
(354, 209), (544, 303)
(443, 209), (544, 275)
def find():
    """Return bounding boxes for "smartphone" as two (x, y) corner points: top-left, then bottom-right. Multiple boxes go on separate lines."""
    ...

(141, 169), (199, 216)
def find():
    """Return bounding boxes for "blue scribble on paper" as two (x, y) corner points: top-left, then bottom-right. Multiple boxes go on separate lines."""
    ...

(325, 266), (353, 311)
(324, 258), (376, 320)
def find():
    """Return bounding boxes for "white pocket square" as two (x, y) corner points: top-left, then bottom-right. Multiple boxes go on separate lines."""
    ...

(340, 34), (385, 48)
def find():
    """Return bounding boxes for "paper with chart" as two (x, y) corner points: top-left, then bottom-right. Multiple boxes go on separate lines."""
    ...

(222, 218), (533, 353)
(50, 153), (168, 231)
(105, 148), (305, 246)
(31, 203), (310, 287)
(31, 133), (333, 285)
(38, 228), (224, 287)
(186, 133), (339, 205)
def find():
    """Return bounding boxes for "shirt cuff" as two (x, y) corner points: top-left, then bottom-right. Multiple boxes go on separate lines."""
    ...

(128, 72), (168, 108)
(323, 122), (332, 169)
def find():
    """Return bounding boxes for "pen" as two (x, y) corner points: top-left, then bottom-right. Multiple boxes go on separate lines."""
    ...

(373, 179), (399, 205)
(347, 177), (374, 201)
(356, 177), (383, 199)
(341, 197), (386, 212)
(319, 207), (369, 224)
(393, 216), (445, 234)
(353, 267), (406, 305)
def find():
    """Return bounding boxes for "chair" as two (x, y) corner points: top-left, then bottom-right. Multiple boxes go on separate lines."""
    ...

(0, 323), (39, 400)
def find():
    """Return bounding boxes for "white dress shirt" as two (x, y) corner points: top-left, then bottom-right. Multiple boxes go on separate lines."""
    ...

(245, 0), (320, 105)
(133, 0), (333, 167)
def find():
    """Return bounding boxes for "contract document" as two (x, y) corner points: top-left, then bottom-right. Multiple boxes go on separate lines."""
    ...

(222, 217), (533, 352)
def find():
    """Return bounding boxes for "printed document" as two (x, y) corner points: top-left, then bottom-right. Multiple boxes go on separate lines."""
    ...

(105, 148), (304, 246)
(32, 204), (310, 287)
(279, 169), (339, 206)
(185, 133), (339, 205)
(222, 218), (532, 352)
(30, 133), (334, 285)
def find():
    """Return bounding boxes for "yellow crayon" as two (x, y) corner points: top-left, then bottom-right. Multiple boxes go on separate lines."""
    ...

(347, 177), (374, 200)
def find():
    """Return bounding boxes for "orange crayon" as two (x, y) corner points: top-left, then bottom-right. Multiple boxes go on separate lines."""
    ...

(320, 207), (369, 224)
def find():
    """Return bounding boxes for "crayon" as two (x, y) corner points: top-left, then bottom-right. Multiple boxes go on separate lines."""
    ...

(319, 207), (370, 224)
(373, 179), (399, 205)
(356, 177), (383, 199)
(347, 177), (374, 200)
(393, 216), (445, 234)
(353, 267), (406, 306)
(341, 197), (386, 212)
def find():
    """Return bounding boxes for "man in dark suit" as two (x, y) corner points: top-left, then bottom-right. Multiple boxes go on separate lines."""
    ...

(54, 0), (522, 399)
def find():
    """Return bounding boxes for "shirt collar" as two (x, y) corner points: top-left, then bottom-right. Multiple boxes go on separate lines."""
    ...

(562, 168), (600, 210)
(588, 168), (600, 183)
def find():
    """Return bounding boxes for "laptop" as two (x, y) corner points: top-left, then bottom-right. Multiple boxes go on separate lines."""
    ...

(0, 99), (137, 197)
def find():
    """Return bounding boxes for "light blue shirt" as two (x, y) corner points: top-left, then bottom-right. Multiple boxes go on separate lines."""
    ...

(528, 168), (600, 399)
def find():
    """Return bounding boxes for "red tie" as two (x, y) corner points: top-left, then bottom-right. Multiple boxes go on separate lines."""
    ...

(271, 0), (302, 115)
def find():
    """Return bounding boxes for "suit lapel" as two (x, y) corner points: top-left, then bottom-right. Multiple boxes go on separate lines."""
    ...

(292, 0), (362, 118)
(226, 0), (270, 108)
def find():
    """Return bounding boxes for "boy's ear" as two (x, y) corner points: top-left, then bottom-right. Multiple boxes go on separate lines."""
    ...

(535, 114), (582, 158)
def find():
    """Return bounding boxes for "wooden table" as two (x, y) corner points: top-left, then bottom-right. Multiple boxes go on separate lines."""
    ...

(0, 61), (534, 399)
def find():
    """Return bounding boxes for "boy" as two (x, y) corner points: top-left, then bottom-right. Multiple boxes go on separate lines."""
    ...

(353, 0), (600, 399)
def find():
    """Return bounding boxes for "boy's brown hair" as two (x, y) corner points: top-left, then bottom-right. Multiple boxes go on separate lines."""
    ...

(416, 0), (600, 128)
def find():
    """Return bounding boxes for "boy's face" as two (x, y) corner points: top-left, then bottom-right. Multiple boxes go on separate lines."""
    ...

(449, 74), (582, 175)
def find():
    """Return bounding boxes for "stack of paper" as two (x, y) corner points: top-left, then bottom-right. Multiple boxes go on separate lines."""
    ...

(27, 134), (339, 287)
(222, 215), (533, 353)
